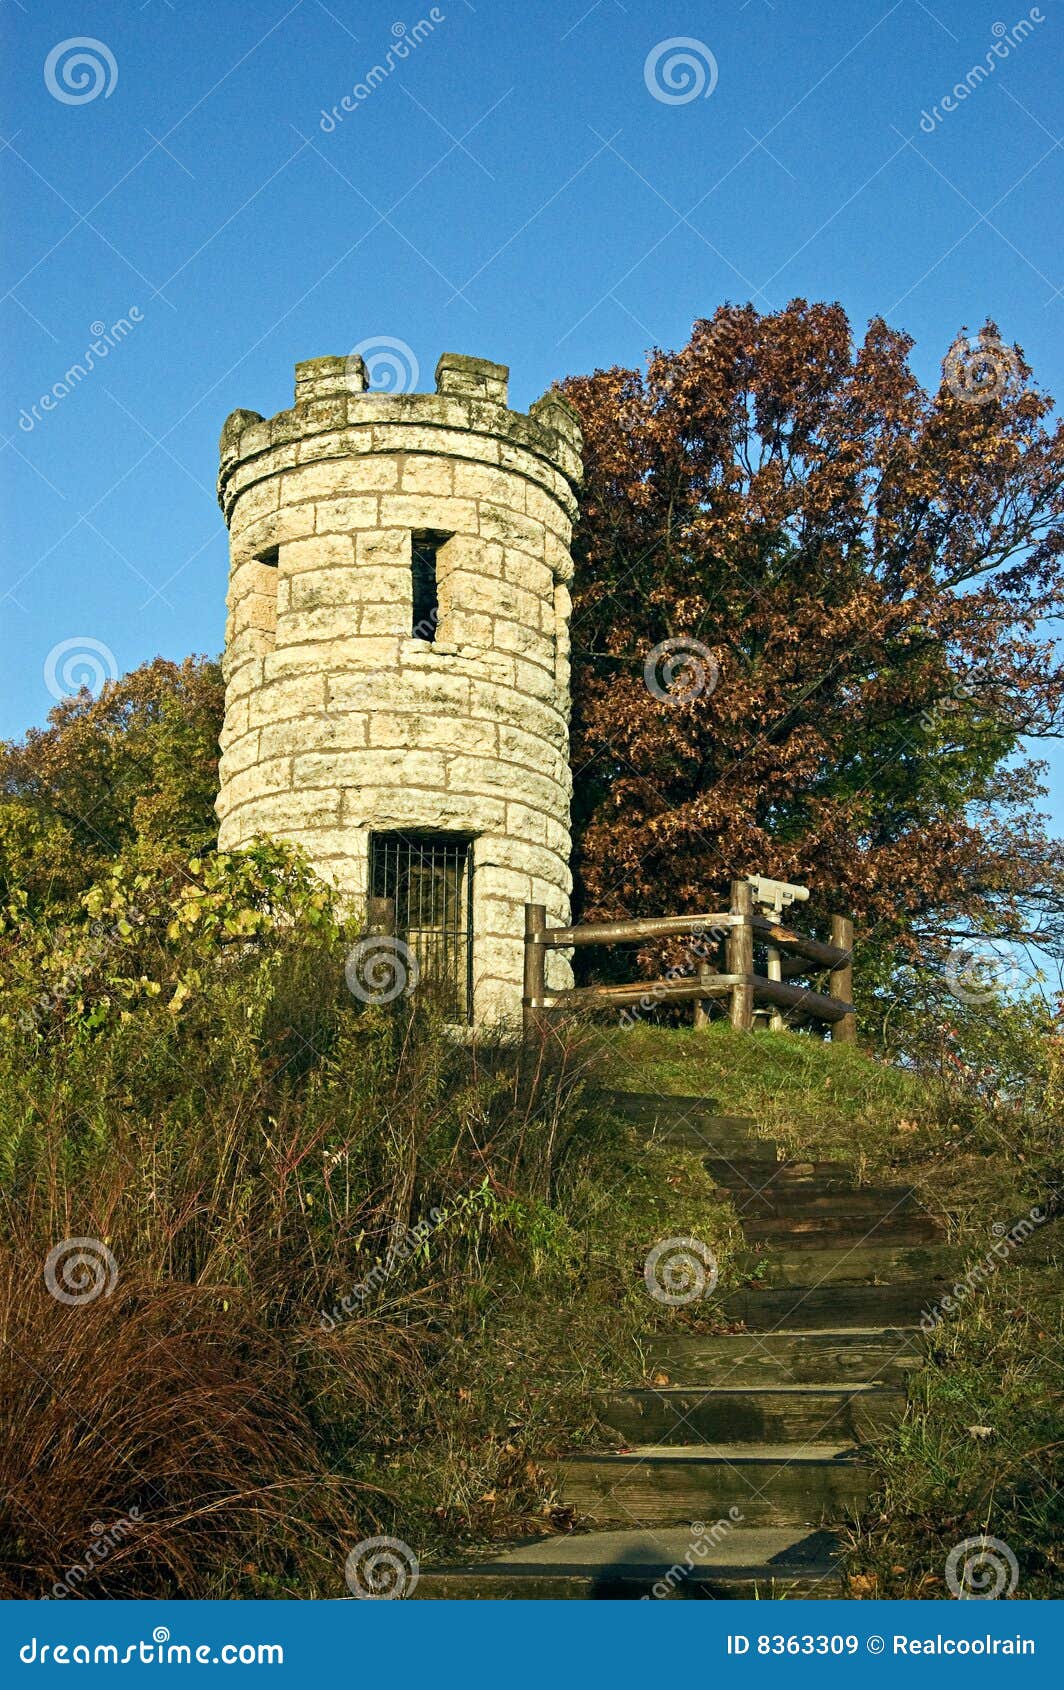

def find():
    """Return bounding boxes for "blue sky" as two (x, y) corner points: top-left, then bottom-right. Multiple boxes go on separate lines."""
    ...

(2, 0), (1061, 820)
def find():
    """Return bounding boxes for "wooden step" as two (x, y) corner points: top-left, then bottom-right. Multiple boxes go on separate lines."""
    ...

(722, 1282), (943, 1329)
(597, 1384), (905, 1444)
(646, 1329), (924, 1387)
(648, 1125), (772, 1155)
(415, 1565), (841, 1599)
(605, 1094), (767, 1153)
(744, 1214), (944, 1249)
(757, 1243), (948, 1283)
(706, 1158), (853, 1188)
(414, 1525), (842, 1600)
(605, 1092), (724, 1118)
(722, 1186), (920, 1217)
(547, 1443), (872, 1527)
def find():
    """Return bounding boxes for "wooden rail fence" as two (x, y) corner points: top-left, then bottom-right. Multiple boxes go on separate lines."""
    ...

(523, 878), (856, 1043)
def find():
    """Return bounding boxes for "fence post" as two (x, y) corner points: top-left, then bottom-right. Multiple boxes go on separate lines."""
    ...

(726, 879), (754, 1031)
(365, 895), (395, 937)
(693, 961), (715, 1029)
(829, 913), (856, 1044)
(523, 902), (547, 1041)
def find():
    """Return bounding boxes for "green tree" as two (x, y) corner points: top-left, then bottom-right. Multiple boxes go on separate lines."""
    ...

(0, 656), (223, 915)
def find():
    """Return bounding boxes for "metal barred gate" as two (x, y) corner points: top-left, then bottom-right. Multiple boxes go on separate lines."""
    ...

(370, 831), (474, 1022)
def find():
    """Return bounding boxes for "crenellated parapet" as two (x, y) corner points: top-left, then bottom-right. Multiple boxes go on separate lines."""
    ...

(218, 353), (582, 536)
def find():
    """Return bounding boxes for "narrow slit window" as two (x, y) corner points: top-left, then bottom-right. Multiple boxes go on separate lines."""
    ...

(411, 531), (449, 641)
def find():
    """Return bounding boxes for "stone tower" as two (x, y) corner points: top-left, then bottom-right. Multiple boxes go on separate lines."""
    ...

(216, 351), (582, 1025)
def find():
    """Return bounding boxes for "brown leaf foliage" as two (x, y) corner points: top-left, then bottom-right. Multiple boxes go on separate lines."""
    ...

(562, 302), (1064, 966)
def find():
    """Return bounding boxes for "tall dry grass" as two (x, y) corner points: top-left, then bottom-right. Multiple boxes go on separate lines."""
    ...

(0, 864), (610, 1595)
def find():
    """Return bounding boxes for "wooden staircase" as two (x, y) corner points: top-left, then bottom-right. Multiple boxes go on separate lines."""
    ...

(417, 1091), (946, 1599)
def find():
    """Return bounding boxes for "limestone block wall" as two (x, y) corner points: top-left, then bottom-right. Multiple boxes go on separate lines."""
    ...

(216, 351), (583, 1024)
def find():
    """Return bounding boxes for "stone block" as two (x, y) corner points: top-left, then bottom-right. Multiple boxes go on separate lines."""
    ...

(281, 534), (354, 573)
(452, 462), (524, 506)
(230, 480), (279, 523)
(217, 730), (261, 778)
(259, 713), (365, 760)
(492, 616), (549, 661)
(436, 352), (509, 406)
(400, 456), (455, 496)
(356, 529), (410, 569)
(478, 502), (545, 557)
(284, 459), (382, 503)
(249, 671), (327, 723)
(378, 494), (478, 533)
(368, 713), (496, 755)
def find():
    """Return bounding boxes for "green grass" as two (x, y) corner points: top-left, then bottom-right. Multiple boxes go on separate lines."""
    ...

(594, 1021), (925, 1168)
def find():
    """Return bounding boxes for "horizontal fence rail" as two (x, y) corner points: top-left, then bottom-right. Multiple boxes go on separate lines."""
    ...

(524, 879), (856, 1043)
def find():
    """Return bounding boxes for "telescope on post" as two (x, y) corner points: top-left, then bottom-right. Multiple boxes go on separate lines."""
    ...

(745, 877), (810, 1027)
(746, 875), (810, 918)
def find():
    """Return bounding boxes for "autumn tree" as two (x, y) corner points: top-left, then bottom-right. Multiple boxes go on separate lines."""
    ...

(561, 302), (1064, 994)
(0, 656), (224, 914)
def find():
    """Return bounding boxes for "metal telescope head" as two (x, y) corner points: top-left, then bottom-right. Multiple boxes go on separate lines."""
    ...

(746, 875), (810, 916)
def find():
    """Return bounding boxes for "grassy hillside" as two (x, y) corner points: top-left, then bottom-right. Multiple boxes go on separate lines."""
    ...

(1, 851), (1059, 1597)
